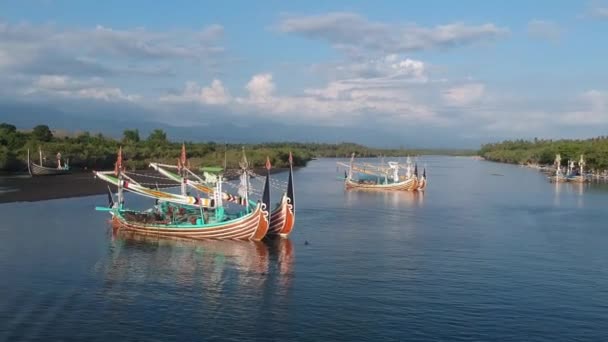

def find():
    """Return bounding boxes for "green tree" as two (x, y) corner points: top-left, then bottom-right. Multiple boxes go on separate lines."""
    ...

(32, 124), (53, 142)
(147, 129), (167, 144)
(0, 123), (17, 133)
(123, 129), (140, 143)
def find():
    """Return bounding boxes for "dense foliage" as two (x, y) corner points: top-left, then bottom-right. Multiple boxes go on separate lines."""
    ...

(479, 137), (608, 170)
(1, 123), (474, 173)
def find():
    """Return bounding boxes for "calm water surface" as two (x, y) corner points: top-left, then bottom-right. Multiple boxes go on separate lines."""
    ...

(1, 157), (608, 341)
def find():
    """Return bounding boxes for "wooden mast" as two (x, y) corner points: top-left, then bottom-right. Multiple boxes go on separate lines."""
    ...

(115, 146), (124, 208)
(27, 149), (32, 175)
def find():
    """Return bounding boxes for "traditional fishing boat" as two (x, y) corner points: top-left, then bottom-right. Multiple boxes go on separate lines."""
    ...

(148, 145), (296, 238)
(567, 155), (589, 183)
(94, 147), (269, 241)
(338, 154), (426, 192)
(27, 147), (70, 176)
(267, 152), (295, 237)
(549, 154), (567, 183)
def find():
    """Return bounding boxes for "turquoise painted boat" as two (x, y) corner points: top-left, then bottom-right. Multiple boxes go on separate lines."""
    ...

(94, 147), (271, 241)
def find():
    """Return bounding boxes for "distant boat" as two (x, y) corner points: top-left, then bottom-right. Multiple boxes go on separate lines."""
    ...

(27, 147), (70, 176)
(548, 154), (567, 183)
(337, 154), (426, 192)
(567, 155), (590, 183)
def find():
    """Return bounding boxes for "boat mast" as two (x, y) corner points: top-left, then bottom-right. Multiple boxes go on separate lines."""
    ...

(263, 156), (272, 213)
(287, 151), (295, 214)
(239, 147), (250, 213)
(179, 143), (188, 196)
(115, 146), (124, 208)
(348, 153), (355, 180)
(27, 149), (32, 175)
(215, 171), (224, 220)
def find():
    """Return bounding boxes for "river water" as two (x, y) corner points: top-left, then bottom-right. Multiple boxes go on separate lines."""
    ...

(1, 157), (607, 341)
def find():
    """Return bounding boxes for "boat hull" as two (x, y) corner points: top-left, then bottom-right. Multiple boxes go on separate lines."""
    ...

(268, 196), (295, 237)
(29, 162), (70, 176)
(417, 177), (427, 191)
(111, 204), (269, 241)
(345, 177), (420, 191)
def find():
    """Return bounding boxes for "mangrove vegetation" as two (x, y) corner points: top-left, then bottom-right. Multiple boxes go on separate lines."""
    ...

(479, 137), (608, 170)
(1, 123), (473, 173)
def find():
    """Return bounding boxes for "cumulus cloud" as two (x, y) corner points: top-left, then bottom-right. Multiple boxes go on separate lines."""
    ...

(163, 69), (442, 126)
(161, 79), (231, 105)
(245, 73), (276, 102)
(278, 12), (508, 56)
(527, 20), (561, 42)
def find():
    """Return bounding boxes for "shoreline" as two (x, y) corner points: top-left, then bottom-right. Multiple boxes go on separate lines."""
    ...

(0, 167), (294, 204)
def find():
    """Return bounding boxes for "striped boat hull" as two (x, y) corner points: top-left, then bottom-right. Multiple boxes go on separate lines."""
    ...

(345, 177), (420, 191)
(111, 203), (269, 241)
(268, 195), (295, 237)
(417, 177), (427, 191)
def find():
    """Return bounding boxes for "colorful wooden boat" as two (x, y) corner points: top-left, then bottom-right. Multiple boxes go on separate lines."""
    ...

(149, 145), (296, 237)
(339, 154), (426, 192)
(27, 147), (70, 176)
(95, 147), (270, 241)
(264, 152), (295, 237)
(110, 202), (269, 240)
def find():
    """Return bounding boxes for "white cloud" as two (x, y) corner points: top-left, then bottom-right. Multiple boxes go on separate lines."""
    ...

(245, 73), (276, 102)
(527, 20), (561, 42)
(160, 79), (231, 105)
(559, 90), (608, 124)
(320, 55), (429, 82)
(278, 12), (508, 56)
(442, 83), (485, 107)
(0, 20), (225, 77)
(24, 74), (139, 102)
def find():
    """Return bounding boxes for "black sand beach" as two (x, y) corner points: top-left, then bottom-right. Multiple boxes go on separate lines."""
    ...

(0, 172), (118, 203)
(0, 168), (288, 203)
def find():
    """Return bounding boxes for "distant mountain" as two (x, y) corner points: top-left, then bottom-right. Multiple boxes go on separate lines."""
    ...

(0, 100), (479, 148)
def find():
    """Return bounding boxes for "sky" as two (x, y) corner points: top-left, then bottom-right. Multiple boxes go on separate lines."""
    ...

(1, 0), (608, 148)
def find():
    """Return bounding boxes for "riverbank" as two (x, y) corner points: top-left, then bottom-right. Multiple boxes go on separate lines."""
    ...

(0, 172), (111, 203)
(0, 167), (292, 204)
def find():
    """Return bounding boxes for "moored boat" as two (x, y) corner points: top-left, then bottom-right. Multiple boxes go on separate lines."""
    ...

(149, 145), (296, 238)
(27, 147), (70, 176)
(339, 154), (426, 192)
(95, 147), (270, 241)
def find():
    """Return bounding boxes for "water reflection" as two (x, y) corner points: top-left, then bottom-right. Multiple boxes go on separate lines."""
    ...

(345, 189), (424, 208)
(101, 230), (294, 306)
(552, 181), (591, 208)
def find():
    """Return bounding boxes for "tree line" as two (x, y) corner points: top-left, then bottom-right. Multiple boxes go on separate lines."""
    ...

(479, 137), (608, 171)
(1, 123), (472, 173)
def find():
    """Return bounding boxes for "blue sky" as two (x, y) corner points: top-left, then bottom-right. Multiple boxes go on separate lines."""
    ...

(1, 0), (608, 147)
